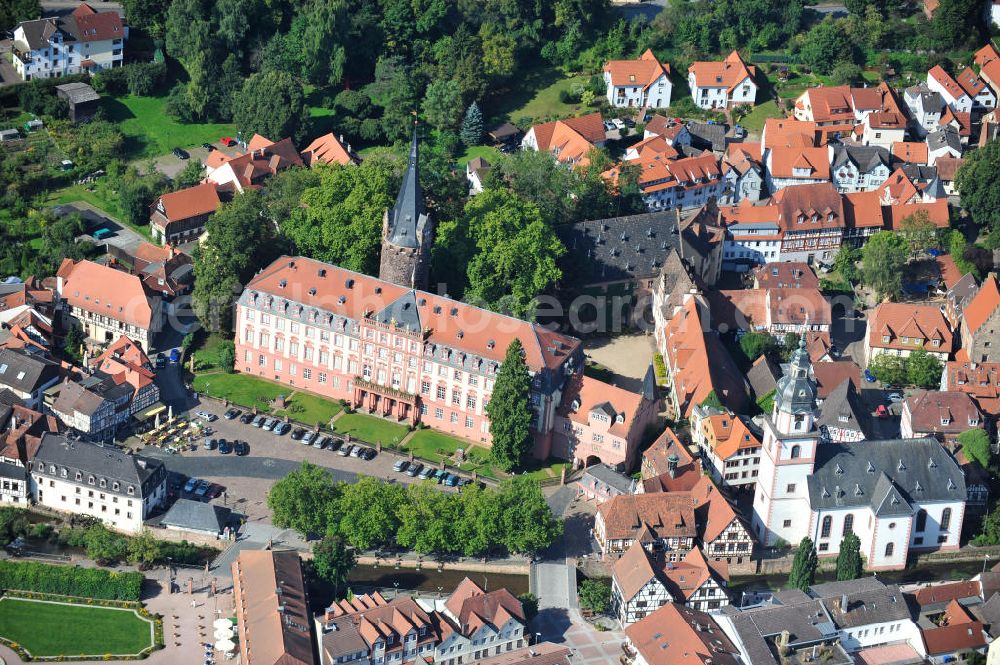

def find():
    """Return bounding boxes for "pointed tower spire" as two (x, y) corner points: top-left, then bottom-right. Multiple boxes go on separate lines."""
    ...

(379, 121), (433, 290)
(387, 126), (425, 249)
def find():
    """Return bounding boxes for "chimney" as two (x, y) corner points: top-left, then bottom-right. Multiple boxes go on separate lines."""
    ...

(840, 593), (848, 613)
(667, 453), (679, 478)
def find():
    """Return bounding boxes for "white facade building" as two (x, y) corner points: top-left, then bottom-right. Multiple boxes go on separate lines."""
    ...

(11, 3), (125, 81)
(687, 51), (758, 110)
(604, 49), (672, 109)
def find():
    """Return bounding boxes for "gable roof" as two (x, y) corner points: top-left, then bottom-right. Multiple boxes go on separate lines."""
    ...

(746, 354), (781, 399)
(613, 541), (663, 601)
(812, 360), (862, 399)
(892, 141), (929, 165)
(768, 147), (831, 180)
(928, 65), (969, 102)
(597, 492), (697, 542)
(57, 259), (154, 329)
(869, 302), (953, 353)
(903, 390), (982, 434)
(558, 374), (648, 438)
(0, 348), (60, 393)
(963, 274), (1000, 335)
(688, 51), (756, 92)
(604, 49), (671, 90)
(301, 133), (355, 167)
(625, 603), (740, 665)
(816, 379), (870, 437)
(154, 182), (221, 222)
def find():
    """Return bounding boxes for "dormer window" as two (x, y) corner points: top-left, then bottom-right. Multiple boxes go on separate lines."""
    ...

(882, 335), (890, 343)
(88, 475), (95, 485)
(941, 417), (951, 426)
(931, 339), (940, 347)
(75, 472), (82, 481)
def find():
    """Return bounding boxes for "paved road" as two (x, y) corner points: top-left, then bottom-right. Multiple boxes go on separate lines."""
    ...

(55, 200), (146, 255)
(149, 142), (240, 180)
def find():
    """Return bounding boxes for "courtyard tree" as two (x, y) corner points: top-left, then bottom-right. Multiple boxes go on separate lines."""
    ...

(868, 353), (908, 386)
(311, 534), (356, 599)
(958, 429), (991, 469)
(906, 348), (943, 389)
(486, 339), (535, 471)
(578, 578), (611, 613)
(266, 462), (340, 536)
(861, 231), (907, 300)
(788, 536), (818, 591)
(836, 532), (863, 581)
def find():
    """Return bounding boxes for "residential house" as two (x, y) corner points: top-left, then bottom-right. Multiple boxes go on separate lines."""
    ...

(0, 348), (61, 410)
(816, 379), (870, 443)
(746, 354), (781, 401)
(935, 156), (963, 196)
(235, 256), (581, 459)
(56, 258), (161, 350)
(860, 108), (908, 149)
(625, 603), (741, 665)
(956, 67), (997, 110)
(301, 133), (356, 167)
(0, 460), (29, 505)
(761, 118), (819, 151)
(552, 371), (658, 470)
(697, 409), (762, 489)
(605, 151), (725, 212)
(149, 183), (221, 245)
(721, 143), (765, 204)
(718, 199), (783, 270)
(772, 183), (846, 264)
(576, 463), (638, 503)
(639, 427), (702, 490)
(232, 550), (316, 665)
(661, 546), (731, 612)
(927, 127), (963, 165)
(0, 393), (59, 470)
(687, 51), (758, 110)
(918, 598), (989, 664)
(30, 433), (166, 534)
(942, 361), (1000, 416)
(603, 49), (672, 109)
(940, 107), (973, 144)
(765, 146), (831, 192)
(905, 84), (945, 137)
(928, 65), (973, 113)
(656, 295), (749, 419)
(793, 84), (906, 146)
(865, 302), (954, 364)
(811, 361), (863, 402)
(751, 338), (967, 569)
(892, 141), (929, 165)
(684, 122), (729, 155)
(434, 578), (527, 664)
(594, 492), (697, 560)
(687, 474), (755, 563)
(521, 113), (606, 167)
(708, 287), (832, 337)
(205, 134), (304, 193)
(752, 262), (819, 290)
(975, 43), (1000, 94)
(611, 542), (674, 626)
(901, 390), (984, 444)
(805, 330), (837, 363)
(11, 3), (126, 81)
(121, 242), (194, 299)
(946, 272), (981, 329)
(48, 374), (134, 441)
(961, 274), (1000, 363)
(465, 156), (490, 195)
(829, 144), (892, 193)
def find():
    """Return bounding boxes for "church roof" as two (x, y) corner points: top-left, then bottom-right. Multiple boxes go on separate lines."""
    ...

(774, 336), (817, 415)
(387, 129), (426, 249)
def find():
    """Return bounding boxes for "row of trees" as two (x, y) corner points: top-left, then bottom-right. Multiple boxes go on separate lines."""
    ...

(0, 559), (143, 601)
(867, 348), (942, 389)
(787, 533), (863, 590)
(267, 463), (563, 557)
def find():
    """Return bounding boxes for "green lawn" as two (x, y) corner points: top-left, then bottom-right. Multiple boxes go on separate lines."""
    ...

(191, 372), (286, 411)
(0, 598), (153, 657)
(522, 460), (571, 482)
(504, 73), (591, 125)
(404, 429), (500, 479)
(739, 100), (784, 134)
(457, 145), (500, 166)
(192, 333), (232, 372)
(100, 94), (236, 160)
(277, 391), (343, 427)
(46, 183), (154, 240)
(333, 413), (409, 446)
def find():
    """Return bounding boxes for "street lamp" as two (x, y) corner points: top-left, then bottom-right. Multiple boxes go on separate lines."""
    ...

(393, 581), (400, 599)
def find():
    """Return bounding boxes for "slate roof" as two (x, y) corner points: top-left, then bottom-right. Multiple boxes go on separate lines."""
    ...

(746, 355), (781, 400)
(807, 438), (965, 512)
(556, 210), (678, 284)
(32, 434), (164, 499)
(819, 583), (910, 628)
(16, 18), (61, 50)
(160, 498), (230, 534)
(386, 130), (426, 249)
(928, 126), (962, 154)
(816, 379), (870, 438)
(831, 144), (890, 174)
(54, 82), (99, 105)
(0, 348), (60, 394)
(686, 122), (728, 153)
(582, 463), (637, 495)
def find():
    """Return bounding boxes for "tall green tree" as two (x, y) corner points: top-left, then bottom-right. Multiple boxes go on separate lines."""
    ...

(266, 462), (339, 536)
(899, 210), (939, 258)
(931, 0), (980, 48)
(454, 483), (503, 557)
(396, 483), (459, 554)
(334, 476), (406, 550)
(497, 476), (563, 556)
(1, 0), (40, 32)
(460, 102), (484, 147)
(232, 70), (308, 142)
(868, 353), (908, 386)
(311, 535), (356, 598)
(486, 339), (535, 472)
(578, 578), (611, 613)
(301, 0), (348, 86)
(958, 429), (991, 469)
(422, 79), (465, 132)
(862, 231), (908, 300)
(956, 140), (1000, 237)
(836, 532), (863, 581)
(906, 348), (943, 389)
(788, 537), (818, 591)
(799, 18), (858, 75)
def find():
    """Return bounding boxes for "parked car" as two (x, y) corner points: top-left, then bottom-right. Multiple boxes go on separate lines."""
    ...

(864, 369), (876, 383)
(417, 466), (435, 480)
(291, 428), (306, 440)
(203, 438), (217, 451)
(393, 459), (410, 472)
(172, 147), (189, 160)
(433, 469), (448, 484)
(359, 447), (376, 461)
(206, 484), (223, 499)
(261, 418), (277, 431)
(223, 408), (240, 420)
(350, 445), (364, 458)
(220, 137), (237, 147)
(251, 414), (266, 427)
(458, 477), (472, 487)
(338, 444), (354, 457)
(313, 436), (328, 450)
(234, 440), (249, 456)
(887, 392), (904, 403)
(218, 439), (233, 454)
(610, 118), (625, 129)
(194, 480), (211, 497)
(195, 410), (217, 422)
(445, 474), (460, 487)
(405, 462), (423, 477)
(201, 142), (215, 151)
(239, 412), (254, 424)
(302, 431), (317, 445)
(183, 477), (199, 493)
(326, 437), (342, 452)
(273, 422), (291, 436)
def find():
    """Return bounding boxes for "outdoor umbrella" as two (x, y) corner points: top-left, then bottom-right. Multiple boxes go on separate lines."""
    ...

(215, 639), (236, 652)
(213, 619), (232, 630)
(214, 628), (234, 641)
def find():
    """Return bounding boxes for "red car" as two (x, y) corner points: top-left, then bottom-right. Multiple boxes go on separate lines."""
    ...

(219, 137), (237, 147)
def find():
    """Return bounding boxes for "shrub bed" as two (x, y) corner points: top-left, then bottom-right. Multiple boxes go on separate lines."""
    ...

(0, 560), (143, 601)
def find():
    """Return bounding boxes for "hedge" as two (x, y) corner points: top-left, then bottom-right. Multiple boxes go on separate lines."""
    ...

(0, 561), (143, 602)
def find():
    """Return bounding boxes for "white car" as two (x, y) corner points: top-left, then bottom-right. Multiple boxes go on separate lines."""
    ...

(195, 410), (217, 422)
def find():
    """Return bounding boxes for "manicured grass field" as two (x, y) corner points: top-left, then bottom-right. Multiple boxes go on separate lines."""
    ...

(333, 413), (408, 446)
(100, 94), (236, 160)
(523, 460), (571, 482)
(739, 99), (784, 134)
(0, 597), (153, 657)
(191, 372), (286, 411)
(46, 183), (154, 240)
(456, 145), (500, 166)
(504, 72), (591, 124)
(278, 391), (343, 427)
(404, 429), (500, 479)
(192, 334), (232, 372)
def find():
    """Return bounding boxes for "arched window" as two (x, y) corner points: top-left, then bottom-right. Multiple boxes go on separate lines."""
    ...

(790, 445), (801, 459)
(915, 509), (927, 533)
(820, 515), (832, 538)
(941, 508), (952, 531)
(843, 513), (854, 536)
(884, 542), (894, 557)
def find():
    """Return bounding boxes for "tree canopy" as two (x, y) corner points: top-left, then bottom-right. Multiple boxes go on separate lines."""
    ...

(906, 348), (943, 389)
(232, 70), (308, 142)
(956, 140), (1000, 239)
(486, 339), (535, 472)
(836, 532), (863, 581)
(868, 353), (908, 387)
(788, 537), (818, 591)
(958, 429), (991, 469)
(266, 462), (339, 536)
(862, 231), (908, 300)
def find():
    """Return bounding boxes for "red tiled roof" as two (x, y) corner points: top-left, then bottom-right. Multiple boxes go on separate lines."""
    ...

(768, 147), (830, 180)
(604, 49), (671, 89)
(57, 259), (154, 329)
(558, 374), (647, 438)
(963, 275), (1000, 335)
(929, 65), (968, 102)
(903, 390), (982, 434)
(302, 133), (355, 167)
(597, 492), (697, 541)
(869, 302), (953, 354)
(153, 182), (220, 222)
(688, 51), (756, 93)
(813, 360), (862, 399)
(891, 142), (929, 164)
(625, 604), (739, 665)
(71, 3), (124, 43)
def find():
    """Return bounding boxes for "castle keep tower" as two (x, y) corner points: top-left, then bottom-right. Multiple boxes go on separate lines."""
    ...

(378, 129), (432, 290)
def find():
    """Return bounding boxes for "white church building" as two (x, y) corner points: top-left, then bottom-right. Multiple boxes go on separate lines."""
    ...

(751, 338), (967, 570)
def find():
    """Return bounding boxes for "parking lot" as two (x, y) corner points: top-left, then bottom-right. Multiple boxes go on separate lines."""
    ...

(136, 400), (460, 523)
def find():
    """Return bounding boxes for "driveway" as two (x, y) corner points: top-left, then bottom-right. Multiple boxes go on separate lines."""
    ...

(55, 201), (146, 255)
(149, 143), (241, 181)
(0, 40), (20, 87)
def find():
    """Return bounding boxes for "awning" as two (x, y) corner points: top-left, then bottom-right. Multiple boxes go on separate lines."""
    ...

(135, 403), (167, 421)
